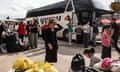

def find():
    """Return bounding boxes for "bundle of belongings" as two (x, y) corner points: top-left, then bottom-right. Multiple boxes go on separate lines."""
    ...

(94, 57), (120, 72)
(9, 57), (59, 72)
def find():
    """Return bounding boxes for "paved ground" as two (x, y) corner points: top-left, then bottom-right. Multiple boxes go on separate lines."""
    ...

(0, 38), (120, 72)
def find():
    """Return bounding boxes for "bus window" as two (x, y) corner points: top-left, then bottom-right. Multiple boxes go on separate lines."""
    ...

(56, 16), (59, 20)
(29, 21), (32, 24)
(52, 17), (56, 19)
(42, 18), (46, 22)
(46, 18), (49, 20)
(40, 18), (44, 24)
(58, 16), (61, 21)
(35, 17), (39, 22)
(48, 17), (50, 20)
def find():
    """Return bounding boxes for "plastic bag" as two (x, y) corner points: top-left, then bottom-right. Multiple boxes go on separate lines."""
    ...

(12, 57), (34, 70)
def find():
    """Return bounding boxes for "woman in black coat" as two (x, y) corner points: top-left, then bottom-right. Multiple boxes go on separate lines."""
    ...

(0, 21), (5, 44)
(44, 19), (62, 63)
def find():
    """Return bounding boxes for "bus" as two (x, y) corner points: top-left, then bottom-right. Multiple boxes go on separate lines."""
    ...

(26, 0), (113, 43)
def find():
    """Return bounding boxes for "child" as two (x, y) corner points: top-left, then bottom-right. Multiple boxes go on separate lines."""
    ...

(83, 48), (101, 67)
(101, 25), (111, 59)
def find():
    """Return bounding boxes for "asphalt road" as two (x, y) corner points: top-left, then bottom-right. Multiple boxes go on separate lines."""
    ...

(0, 38), (120, 72)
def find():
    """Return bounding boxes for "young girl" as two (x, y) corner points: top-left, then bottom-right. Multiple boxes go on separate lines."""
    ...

(83, 48), (101, 67)
(101, 25), (111, 59)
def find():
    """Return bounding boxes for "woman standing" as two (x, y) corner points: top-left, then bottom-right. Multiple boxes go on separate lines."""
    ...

(101, 25), (111, 59)
(0, 20), (5, 44)
(17, 21), (26, 42)
(29, 19), (39, 49)
(44, 19), (62, 63)
(64, 15), (73, 45)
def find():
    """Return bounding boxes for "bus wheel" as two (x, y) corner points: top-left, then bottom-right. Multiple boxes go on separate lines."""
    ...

(63, 30), (68, 41)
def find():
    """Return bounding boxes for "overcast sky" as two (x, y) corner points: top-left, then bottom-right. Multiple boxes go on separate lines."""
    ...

(0, 0), (113, 19)
(0, 0), (64, 19)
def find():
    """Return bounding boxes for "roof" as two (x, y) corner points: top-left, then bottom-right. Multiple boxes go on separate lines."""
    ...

(26, 0), (113, 18)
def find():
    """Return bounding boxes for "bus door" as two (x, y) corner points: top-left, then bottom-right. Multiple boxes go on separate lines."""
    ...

(75, 11), (91, 44)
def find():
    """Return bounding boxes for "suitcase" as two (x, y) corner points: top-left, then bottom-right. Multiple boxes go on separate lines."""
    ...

(6, 32), (21, 52)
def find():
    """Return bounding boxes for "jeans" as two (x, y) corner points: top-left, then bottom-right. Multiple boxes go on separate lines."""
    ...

(92, 33), (97, 46)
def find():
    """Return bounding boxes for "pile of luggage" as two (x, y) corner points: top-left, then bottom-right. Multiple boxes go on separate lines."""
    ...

(94, 57), (120, 72)
(0, 32), (29, 53)
(9, 57), (58, 72)
(69, 53), (100, 72)
(69, 53), (120, 72)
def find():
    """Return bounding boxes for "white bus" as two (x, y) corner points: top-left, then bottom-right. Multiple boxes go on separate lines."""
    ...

(26, 0), (113, 43)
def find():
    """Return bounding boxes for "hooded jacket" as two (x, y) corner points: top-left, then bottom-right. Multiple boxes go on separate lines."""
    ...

(18, 23), (26, 35)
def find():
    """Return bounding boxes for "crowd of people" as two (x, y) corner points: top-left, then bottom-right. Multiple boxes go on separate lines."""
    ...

(0, 17), (120, 71)
(0, 18), (63, 64)
(0, 19), (40, 53)
(80, 18), (120, 54)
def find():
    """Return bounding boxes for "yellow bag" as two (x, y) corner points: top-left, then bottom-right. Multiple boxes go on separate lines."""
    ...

(27, 62), (59, 72)
(42, 62), (59, 72)
(13, 58), (59, 72)
(25, 65), (44, 72)
(12, 57), (34, 70)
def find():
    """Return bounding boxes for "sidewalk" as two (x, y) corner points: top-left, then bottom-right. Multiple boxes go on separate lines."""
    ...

(0, 38), (120, 72)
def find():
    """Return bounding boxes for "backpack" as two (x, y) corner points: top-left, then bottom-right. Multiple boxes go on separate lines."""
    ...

(71, 53), (85, 71)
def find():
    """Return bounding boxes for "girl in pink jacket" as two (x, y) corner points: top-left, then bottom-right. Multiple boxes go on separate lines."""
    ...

(101, 25), (111, 59)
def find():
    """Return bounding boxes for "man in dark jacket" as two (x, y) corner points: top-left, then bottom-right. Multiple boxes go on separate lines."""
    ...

(92, 22), (98, 47)
(0, 20), (5, 44)
(111, 18), (120, 54)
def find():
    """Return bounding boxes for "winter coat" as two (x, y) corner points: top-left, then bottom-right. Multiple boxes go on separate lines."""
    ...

(18, 23), (26, 35)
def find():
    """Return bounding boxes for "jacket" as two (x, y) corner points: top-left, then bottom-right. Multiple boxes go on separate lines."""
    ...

(18, 23), (26, 35)
(102, 30), (111, 47)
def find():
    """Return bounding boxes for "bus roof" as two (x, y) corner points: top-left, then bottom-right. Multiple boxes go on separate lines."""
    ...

(26, 0), (113, 18)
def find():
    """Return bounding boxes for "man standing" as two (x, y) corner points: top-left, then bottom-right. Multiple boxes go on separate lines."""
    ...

(111, 18), (120, 54)
(92, 22), (98, 47)
(82, 21), (91, 48)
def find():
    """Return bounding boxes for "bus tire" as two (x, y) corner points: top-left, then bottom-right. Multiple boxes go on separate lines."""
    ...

(63, 30), (68, 41)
